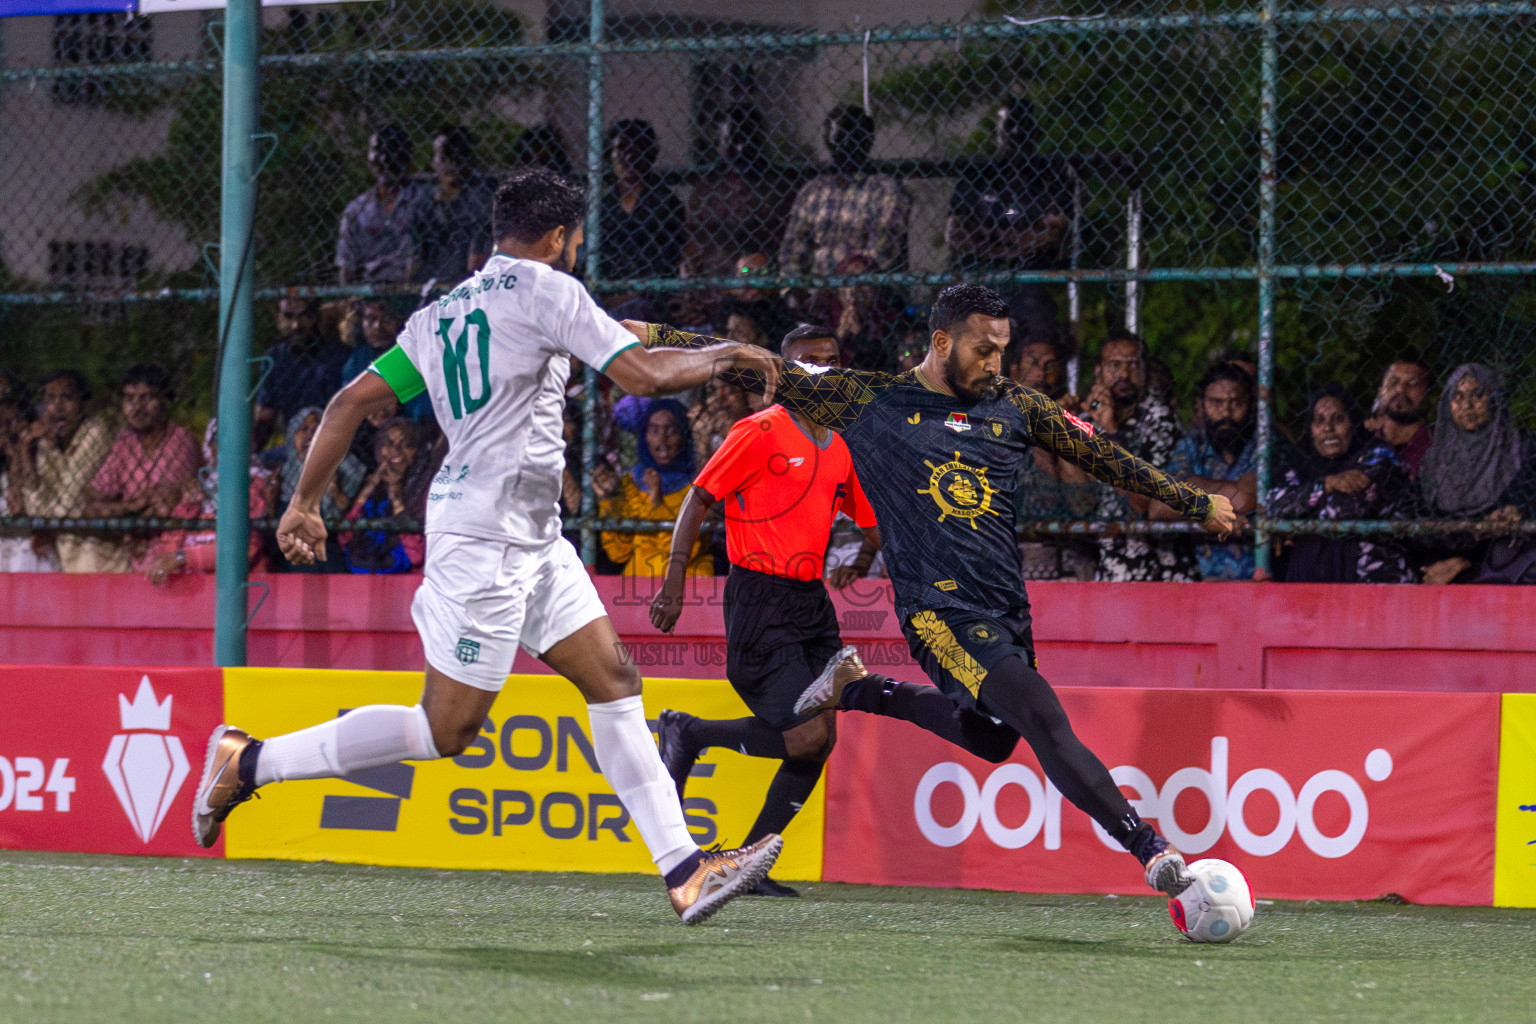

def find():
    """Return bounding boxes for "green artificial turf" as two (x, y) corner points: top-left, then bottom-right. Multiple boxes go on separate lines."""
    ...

(1, 850), (1532, 1023)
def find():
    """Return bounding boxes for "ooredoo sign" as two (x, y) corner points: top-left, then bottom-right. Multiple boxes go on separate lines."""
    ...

(824, 688), (1498, 905)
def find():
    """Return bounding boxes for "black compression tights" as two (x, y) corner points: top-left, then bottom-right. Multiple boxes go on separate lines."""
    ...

(977, 654), (1139, 847)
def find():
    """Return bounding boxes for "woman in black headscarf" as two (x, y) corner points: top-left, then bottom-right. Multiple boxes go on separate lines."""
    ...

(1266, 383), (1413, 583)
(1416, 363), (1535, 584)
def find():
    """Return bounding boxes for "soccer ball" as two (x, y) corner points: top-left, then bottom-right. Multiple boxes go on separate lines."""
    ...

(1168, 859), (1254, 944)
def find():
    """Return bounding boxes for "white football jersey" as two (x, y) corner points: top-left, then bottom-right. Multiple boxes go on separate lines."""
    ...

(381, 254), (636, 547)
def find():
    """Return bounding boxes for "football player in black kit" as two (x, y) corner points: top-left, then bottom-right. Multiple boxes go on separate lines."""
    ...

(634, 284), (1238, 896)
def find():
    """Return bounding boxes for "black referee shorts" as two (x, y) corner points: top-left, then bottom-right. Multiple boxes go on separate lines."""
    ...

(901, 606), (1037, 713)
(722, 564), (844, 732)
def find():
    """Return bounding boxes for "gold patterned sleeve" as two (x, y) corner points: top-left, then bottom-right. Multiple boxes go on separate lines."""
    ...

(643, 323), (885, 433)
(1005, 381), (1215, 521)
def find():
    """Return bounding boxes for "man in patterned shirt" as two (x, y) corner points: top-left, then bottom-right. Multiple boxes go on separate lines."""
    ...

(1082, 331), (1198, 581)
(640, 284), (1239, 900)
(778, 106), (910, 280)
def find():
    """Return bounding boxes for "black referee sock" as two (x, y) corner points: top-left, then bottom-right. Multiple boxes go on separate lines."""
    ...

(744, 758), (825, 845)
(842, 674), (1019, 763)
(682, 716), (789, 759)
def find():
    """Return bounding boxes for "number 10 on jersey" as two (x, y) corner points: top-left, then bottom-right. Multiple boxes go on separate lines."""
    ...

(438, 310), (493, 419)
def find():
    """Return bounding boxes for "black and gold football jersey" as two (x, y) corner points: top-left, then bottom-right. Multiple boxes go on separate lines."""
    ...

(645, 325), (1214, 619)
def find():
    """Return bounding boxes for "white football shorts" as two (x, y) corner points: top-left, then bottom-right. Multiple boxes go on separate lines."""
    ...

(411, 533), (608, 692)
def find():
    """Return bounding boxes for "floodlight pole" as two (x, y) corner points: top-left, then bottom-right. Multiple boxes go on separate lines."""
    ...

(214, 0), (260, 667)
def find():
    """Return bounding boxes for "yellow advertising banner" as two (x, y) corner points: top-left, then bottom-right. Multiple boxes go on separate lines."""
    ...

(1494, 693), (1536, 907)
(223, 669), (824, 880)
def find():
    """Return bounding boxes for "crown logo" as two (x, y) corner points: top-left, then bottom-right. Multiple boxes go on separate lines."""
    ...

(118, 676), (173, 732)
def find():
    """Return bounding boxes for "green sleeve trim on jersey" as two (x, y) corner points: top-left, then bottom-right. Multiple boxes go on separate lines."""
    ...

(369, 344), (427, 403)
(598, 339), (639, 373)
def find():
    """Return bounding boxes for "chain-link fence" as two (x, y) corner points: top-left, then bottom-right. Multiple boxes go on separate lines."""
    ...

(3, 1), (1535, 586)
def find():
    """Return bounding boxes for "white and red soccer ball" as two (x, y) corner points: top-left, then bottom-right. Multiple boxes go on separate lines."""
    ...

(1168, 859), (1255, 943)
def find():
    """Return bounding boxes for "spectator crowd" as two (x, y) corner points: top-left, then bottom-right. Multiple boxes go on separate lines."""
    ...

(4, 105), (1534, 586)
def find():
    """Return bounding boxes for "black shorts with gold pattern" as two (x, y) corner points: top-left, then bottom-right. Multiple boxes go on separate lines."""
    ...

(900, 607), (1036, 712)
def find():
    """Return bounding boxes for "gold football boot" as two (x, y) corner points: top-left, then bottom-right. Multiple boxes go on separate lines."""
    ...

(191, 725), (259, 848)
(668, 835), (783, 925)
(793, 645), (867, 716)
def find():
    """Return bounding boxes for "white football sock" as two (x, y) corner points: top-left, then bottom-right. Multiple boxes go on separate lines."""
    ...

(586, 695), (697, 876)
(255, 704), (439, 786)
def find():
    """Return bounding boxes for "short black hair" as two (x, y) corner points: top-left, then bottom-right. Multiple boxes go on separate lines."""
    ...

(371, 124), (413, 175)
(1197, 361), (1256, 404)
(780, 322), (837, 356)
(608, 119), (660, 177)
(120, 363), (173, 401)
(434, 124), (475, 167)
(930, 283), (1009, 338)
(1387, 351), (1434, 386)
(38, 368), (90, 402)
(493, 167), (586, 244)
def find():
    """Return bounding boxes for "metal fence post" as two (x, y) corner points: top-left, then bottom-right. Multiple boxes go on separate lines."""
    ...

(214, 0), (260, 666)
(1254, 0), (1279, 577)
(579, 0), (606, 568)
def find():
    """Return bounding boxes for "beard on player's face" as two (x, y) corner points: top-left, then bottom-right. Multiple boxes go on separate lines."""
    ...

(943, 344), (996, 403)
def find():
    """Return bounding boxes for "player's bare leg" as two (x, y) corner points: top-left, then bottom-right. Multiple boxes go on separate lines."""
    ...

(193, 620), (780, 924)
(540, 615), (782, 923)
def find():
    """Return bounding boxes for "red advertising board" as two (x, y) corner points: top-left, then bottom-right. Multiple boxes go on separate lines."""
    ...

(0, 665), (224, 858)
(823, 688), (1499, 905)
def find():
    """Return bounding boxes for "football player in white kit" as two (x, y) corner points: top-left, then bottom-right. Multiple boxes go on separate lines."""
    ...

(192, 168), (785, 925)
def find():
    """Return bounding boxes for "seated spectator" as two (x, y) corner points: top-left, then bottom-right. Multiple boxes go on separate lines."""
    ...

(83, 364), (203, 572)
(598, 120), (685, 282)
(511, 123), (574, 180)
(1159, 363), (1261, 581)
(342, 298), (432, 422)
(717, 294), (789, 352)
(690, 379), (752, 465)
(1415, 364), (1536, 584)
(1009, 330), (1075, 408)
(1005, 331), (1095, 580)
(254, 297), (350, 450)
(13, 370), (112, 572)
(0, 381), (60, 572)
(336, 124), (432, 285)
(1363, 354), (1435, 479)
(1080, 333), (1197, 582)
(825, 252), (906, 371)
(779, 106), (911, 293)
(144, 420), (271, 585)
(342, 418), (431, 574)
(1267, 384), (1412, 583)
(420, 125), (498, 285)
(948, 99), (1072, 342)
(683, 104), (794, 280)
(278, 406), (365, 521)
(599, 399), (710, 577)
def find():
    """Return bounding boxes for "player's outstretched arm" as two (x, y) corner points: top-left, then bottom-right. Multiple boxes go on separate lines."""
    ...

(649, 485), (717, 634)
(634, 322), (885, 433)
(278, 370), (398, 565)
(1008, 382), (1237, 537)
(606, 323), (781, 401)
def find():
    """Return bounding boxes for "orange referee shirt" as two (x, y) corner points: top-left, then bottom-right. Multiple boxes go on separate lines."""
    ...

(693, 405), (876, 581)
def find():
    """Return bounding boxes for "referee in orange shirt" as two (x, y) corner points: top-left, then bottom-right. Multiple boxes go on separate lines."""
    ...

(650, 324), (1016, 896)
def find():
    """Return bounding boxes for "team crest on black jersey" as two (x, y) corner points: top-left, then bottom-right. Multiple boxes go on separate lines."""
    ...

(984, 418), (1011, 441)
(966, 622), (1002, 644)
(916, 453), (999, 529)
